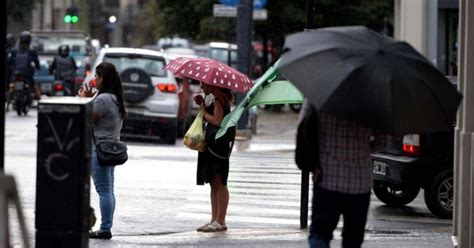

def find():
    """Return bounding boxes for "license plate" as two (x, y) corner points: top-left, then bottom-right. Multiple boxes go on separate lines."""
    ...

(126, 107), (145, 114)
(15, 81), (25, 90)
(41, 83), (53, 93)
(373, 160), (387, 176)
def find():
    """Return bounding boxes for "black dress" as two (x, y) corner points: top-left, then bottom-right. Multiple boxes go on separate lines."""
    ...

(196, 97), (236, 186)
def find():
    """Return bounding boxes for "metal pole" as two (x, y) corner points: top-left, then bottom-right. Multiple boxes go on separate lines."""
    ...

(227, 18), (232, 66)
(236, 0), (253, 131)
(300, 0), (315, 230)
(0, 0), (6, 174)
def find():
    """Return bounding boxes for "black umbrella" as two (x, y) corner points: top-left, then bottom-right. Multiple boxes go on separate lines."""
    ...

(277, 26), (462, 135)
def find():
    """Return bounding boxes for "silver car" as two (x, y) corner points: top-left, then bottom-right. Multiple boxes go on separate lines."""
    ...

(83, 47), (179, 144)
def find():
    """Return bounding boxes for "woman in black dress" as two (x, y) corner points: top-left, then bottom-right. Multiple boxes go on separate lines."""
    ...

(194, 83), (236, 232)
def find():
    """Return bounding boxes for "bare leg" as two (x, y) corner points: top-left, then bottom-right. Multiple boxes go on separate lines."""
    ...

(212, 176), (229, 226)
(210, 184), (218, 223)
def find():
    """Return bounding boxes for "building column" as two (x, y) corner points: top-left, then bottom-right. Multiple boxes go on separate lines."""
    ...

(454, 0), (474, 247)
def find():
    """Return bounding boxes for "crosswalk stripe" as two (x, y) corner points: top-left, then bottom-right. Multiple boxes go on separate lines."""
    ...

(183, 203), (310, 217)
(178, 148), (315, 228)
(177, 212), (301, 225)
(187, 196), (309, 208)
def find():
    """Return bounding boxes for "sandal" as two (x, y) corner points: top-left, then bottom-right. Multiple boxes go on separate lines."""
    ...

(197, 222), (212, 232)
(200, 221), (227, 232)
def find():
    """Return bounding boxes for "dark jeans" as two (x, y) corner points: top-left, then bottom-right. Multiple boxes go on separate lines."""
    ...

(309, 186), (371, 248)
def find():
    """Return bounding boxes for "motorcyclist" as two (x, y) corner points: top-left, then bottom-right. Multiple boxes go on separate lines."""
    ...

(7, 31), (41, 111)
(6, 33), (16, 99)
(49, 45), (78, 96)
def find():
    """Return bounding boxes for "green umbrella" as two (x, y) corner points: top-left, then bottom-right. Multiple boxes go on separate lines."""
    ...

(215, 60), (304, 139)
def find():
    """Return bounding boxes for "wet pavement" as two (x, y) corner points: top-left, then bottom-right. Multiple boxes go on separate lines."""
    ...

(5, 106), (453, 247)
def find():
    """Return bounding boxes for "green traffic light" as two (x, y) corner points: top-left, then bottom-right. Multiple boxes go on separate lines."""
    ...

(71, 15), (79, 23)
(64, 15), (72, 23)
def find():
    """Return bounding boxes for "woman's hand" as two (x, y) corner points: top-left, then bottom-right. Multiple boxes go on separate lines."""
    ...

(194, 95), (204, 106)
(80, 84), (96, 98)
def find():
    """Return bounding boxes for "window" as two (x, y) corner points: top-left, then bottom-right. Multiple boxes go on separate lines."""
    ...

(104, 54), (168, 77)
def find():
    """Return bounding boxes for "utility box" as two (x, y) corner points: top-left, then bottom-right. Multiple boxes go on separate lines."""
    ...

(35, 97), (92, 248)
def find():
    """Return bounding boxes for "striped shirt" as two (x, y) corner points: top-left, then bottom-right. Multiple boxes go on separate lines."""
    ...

(317, 113), (391, 194)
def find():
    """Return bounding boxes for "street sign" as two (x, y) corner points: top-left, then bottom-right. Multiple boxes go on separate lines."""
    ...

(213, 4), (268, 20)
(253, 0), (267, 9)
(218, 0), (238, 6)
(218, 0), (267, 9)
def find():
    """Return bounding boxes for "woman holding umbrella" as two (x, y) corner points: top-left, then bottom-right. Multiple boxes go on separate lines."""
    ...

(194, 83), (234, 232)
(165, 57), (253, 232)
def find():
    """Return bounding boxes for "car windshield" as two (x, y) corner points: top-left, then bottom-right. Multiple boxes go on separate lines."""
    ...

(31, 35), (89, 55)
(209, 48), (238, 66)
(104, 54), (168, 77)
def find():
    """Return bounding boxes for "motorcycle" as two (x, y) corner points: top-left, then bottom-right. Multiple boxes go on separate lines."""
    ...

(10, 72), (32, 116)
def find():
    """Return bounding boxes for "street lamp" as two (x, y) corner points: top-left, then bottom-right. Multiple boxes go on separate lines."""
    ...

(108, 15), (117, 24)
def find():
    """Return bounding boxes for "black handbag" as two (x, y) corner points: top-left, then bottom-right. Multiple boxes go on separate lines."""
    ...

(95, 141), (128, 166)
(92, 94), (128, 166)
(205, 123), (235, 160)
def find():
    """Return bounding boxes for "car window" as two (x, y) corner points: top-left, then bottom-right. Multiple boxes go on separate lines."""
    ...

(209, 48), (238, 65)
(104, 54), (168, 77)
(31, 35), (90, 55)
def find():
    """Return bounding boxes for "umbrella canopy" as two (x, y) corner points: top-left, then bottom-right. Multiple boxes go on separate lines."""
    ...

(165, 57), (253, 92)
(216, 63), (304, 139)
(277, 26), (462, 135)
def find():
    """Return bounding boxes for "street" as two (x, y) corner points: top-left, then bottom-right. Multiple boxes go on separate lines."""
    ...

(5, 106), (452, 247)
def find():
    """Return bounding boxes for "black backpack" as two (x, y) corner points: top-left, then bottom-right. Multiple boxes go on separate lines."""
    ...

(295, 109), (320, 174)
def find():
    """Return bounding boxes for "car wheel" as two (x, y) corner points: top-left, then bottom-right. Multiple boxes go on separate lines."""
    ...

(16, 100), (23, 116)
(162, 121), (177, 145)
(289, 103), (302, 113)
(424, 169), (453, 219)
(120, 68), (154, 104)
(177, 114), (190, 138)
(373, 180), (420, 207)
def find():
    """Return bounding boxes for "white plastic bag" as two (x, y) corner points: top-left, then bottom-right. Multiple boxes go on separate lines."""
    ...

(183, 108), (207, 152)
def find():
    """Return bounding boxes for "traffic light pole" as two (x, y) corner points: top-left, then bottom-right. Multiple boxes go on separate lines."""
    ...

(0, 0), (6, 174)
(236, 0), (253, 131)
(300, 0), (315, 230)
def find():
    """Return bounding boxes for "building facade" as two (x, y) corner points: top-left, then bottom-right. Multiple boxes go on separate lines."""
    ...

(394, 0), (458, 76)
(394, 0), (473, 247)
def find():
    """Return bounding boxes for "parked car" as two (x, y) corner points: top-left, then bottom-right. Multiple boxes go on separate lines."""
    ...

(207, 42), (239, 69)
(371, 77), (457, 219)
(83, 47), (179, 144)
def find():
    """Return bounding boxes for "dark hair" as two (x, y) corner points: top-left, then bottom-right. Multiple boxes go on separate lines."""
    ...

(95, 62), (126, 118)
(221, 88), (234, 103)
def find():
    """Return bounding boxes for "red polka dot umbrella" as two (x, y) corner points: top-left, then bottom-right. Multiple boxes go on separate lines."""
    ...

(165, 57), (253, 93)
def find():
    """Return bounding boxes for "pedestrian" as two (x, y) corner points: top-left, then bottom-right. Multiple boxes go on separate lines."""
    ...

(49, 45), (78, 96)
(81, 62), (126, 240)
(296, 99), (391, 248)
(193, 82), (236, 232)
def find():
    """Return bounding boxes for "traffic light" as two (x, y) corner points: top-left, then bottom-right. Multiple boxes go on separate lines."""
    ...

(64, 7), (79, 24)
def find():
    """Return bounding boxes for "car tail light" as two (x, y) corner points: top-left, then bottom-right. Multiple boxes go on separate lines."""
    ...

(54, 84), (64, 91)
(157, 83), (177, 93)
(402, 134), (421, 156)
(15, 74), (24, 81)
